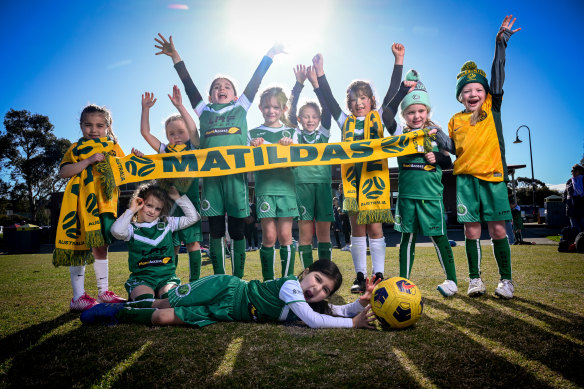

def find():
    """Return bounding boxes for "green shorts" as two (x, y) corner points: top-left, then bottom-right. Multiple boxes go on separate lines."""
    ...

(256, 195), (299, 219)
(201, 174), (249, 218)
(124, 273), (181, 296)
(168, 274), (249, 327)
(172, 223), (202, 246)
(296, 183), (334, 222)
(456, 174), (511, 223)
(394, 197), (447, 236)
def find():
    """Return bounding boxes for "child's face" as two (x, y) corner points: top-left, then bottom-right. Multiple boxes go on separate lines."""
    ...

(299, 106), (320, 132)
(260, 96), (286, 127)
(460, 83), (486, 112)
(166, 120), (190, 146)
(81, 113), (108, 139)
(300, 270), (335, 303)
(137, 195), (164, 223)
(403, 104), (428, 129)
(348, 90), (373, 117)
(209, 78), (236, 104)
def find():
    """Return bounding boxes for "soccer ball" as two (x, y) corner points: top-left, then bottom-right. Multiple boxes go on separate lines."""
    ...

(370, 277), (423, 329)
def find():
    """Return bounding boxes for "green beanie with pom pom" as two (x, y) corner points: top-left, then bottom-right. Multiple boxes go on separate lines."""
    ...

(400, 69), (431, 112)
(455, 61), (489, 100)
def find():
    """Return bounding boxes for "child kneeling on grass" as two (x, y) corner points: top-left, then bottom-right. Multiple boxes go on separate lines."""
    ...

(81, 260), (378, 329)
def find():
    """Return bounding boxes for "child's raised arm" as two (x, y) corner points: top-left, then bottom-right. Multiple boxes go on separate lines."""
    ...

(59, 153), (105, 179)
(168, 85), (200, 148)
(308, 65), (332, 131)
(381, 80), (416, 135)
(154, 33), (181, 64)
(382, 43), (405, 107)
(288, 65), (306, 127)
(312, 53), (344, 126)
(141, 92), (162, 152)
(490, 15), (521, 96)
(241, 43), (286, 103)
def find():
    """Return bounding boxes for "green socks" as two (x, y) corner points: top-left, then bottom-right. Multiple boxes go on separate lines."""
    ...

(116, 307), (156, 325)
(298, 244), (313, 268)
(280, 245), (296, 277)
(317, 242), (332, 261)
(260, 245), (275, 281)
(210, 237), (225, 274)
(188, 250), (202, 282)
(492, 237), (512, 280)
(231, 239), (246, 278)
(399, 233), (417, 279)
(465, 238), (482, 279)
(431, 235), (457, 283)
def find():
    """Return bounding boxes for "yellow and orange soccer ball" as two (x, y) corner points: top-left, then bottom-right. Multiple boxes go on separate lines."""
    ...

(370, 277), (424, 329)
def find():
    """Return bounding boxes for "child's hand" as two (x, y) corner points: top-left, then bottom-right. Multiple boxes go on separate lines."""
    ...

(131, 148), (145, 157)
(403, 80), (417, 93)
(294, 65), (307, 84)
(352, 304), (376, 329)
(424, 152), (436, 164)
(130, 197), (144, 213)
(88, 153), (105, 165)
(497, 15), (521, 41)
(359, 275), (382, 306)
(279, 137), (293, 146)
(142, 92), (157, 109)
(312, 53), (324, 76)
(168, 85), (182, 108)
(267, 43), (286, 58)
(428, 128), (438, 136)
(251, 138), (264, 147)
(167, 185), (180, 200)
(154, 33), (181, 63)
(306, 66), (318, 88)
(391, 43), (405, 60)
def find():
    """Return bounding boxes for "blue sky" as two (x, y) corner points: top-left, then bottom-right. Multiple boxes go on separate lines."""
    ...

(1, 0), (583, 189)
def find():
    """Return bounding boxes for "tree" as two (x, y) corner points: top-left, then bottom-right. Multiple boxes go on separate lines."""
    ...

(508, 176), (561, 207)
(0, 109), (71, 222)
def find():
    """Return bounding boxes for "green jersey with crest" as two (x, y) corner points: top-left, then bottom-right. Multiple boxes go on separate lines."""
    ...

(127, 219), (178, 279)
(248, 125), (298, 196)
(294, 127), (332, 184)
(196, 98), (251, 149)
(242, 275), (303, 322)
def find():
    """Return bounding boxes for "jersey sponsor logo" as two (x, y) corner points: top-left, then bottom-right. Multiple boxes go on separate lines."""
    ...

(205, 127), (242, 137)
(259, 201), (271, 213)
(175, 283), (191, 297)
(457, 204), (468, 216)
(137, 256), (173, 268)
(201, 199), (211, 211)
(125, 156), (156, 177)
(401, 163), (436, 172)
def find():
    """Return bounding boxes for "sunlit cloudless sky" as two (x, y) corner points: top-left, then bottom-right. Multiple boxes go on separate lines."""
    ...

(1, 0), (583, 188)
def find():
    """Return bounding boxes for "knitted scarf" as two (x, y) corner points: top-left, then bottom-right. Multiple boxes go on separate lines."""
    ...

(341, 111), (392, 224)
(52, 137), (121, 266)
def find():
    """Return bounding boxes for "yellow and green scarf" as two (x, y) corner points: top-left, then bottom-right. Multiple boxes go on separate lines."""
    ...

(341, 111), (392, 224)
(52, 137), (121, 267)
(158, 143), (197, 194)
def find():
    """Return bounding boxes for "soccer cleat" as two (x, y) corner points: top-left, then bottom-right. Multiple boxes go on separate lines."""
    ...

(350, 272), (366, 294)
(97, 290), (127, 304)
(373, 272), (384, 282)
(341, 244), (351, 252)
(80, 303), (126, 325)
(494, 279), (514, 299)
(467, 278), (486, 297)
(70, 293), (98, 312)
(437, 280), (458, 297)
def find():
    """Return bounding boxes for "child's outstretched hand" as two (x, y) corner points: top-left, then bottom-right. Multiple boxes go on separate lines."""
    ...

(391, 43), (405, 64)
(142, 92), (157, 109)
(359, 275), (382, 306)
(352, 304), (376, 329)
(267, 43), (286, 59)
(251, 138), (264, 147)
(403, 80), (417, 93)
(168, 85), (183, 108)
(294, 65), (307, 84)
(312, 53), (324, 76)
(130, 197), (144, 213)
(167, 185), (180, 201)
(279, 137), (293, 146)
(306, 66), (318, 88)
(497, 15), (521, 41)
(154, 33), (181, 62)
(425, 152), (436, 164)
(131, 148), (145, 157)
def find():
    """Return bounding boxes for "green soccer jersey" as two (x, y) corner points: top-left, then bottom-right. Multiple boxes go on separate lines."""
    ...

(396, 127), (443, 200)
(294, 127), (332, 184)
(249, 124), (298, 196)
(196, 97), (251, 149)
(127, 219), (178, 278)
(242, 275), (304, 322)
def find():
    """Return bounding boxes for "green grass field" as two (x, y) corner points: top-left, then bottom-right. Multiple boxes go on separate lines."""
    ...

(1, 246), (583, 388)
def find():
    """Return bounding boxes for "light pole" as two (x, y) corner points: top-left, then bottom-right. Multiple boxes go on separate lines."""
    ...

(513, 125), (536, 219)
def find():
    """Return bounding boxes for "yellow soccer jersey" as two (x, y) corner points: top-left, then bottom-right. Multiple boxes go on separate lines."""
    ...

(448, 94), (506, 182)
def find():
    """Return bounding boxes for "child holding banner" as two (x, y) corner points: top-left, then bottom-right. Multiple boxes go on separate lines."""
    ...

(249, 87), (299, 280)
(111, 182), (200, 301)
(312, 44), (405, 293)
(288, 65), (333, 267)
(154, 33), (284, 278)
(140, 86), (203, 282)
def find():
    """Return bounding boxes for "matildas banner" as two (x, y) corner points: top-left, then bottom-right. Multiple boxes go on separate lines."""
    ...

(97, 130), (431, 187)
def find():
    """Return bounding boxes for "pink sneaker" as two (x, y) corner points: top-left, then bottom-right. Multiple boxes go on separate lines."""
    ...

(97, 290), (127, 304)
(70, 293), (98, 312)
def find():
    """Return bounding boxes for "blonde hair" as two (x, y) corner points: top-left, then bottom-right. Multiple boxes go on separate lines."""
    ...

(79, 104), (117, 143)
(259, 87), (293, 127)
(298, 101), (321, 120)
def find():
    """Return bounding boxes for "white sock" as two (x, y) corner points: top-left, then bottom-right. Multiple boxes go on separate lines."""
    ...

(369, 237), (386, 275)
(350, 236), (367, 275)
(69, 265), (86, 301)
(93, 259), (108, 295)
